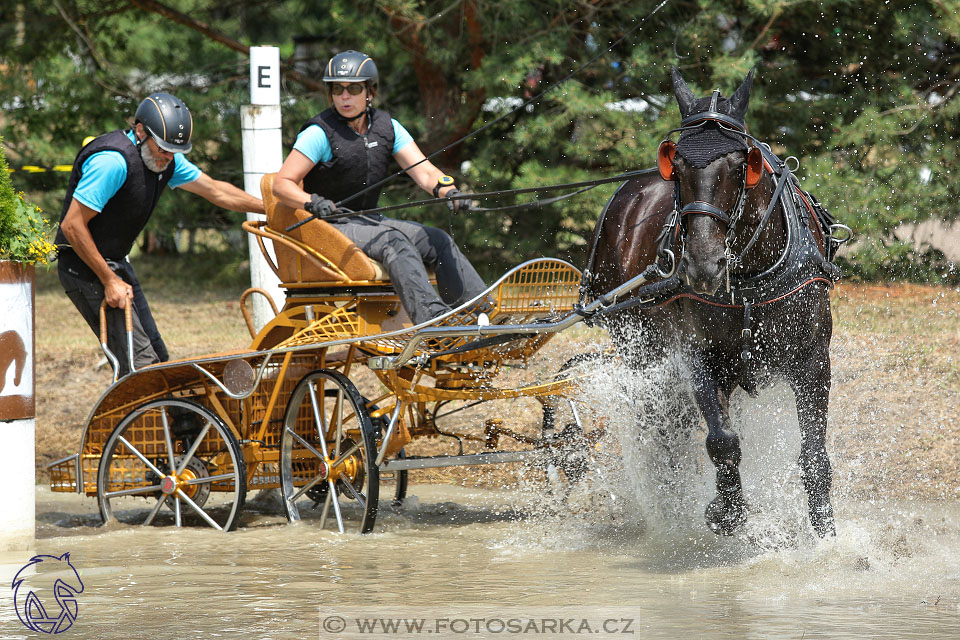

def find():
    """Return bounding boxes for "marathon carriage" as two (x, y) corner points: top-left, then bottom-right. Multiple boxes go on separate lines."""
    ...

(47, 173), (647, 533)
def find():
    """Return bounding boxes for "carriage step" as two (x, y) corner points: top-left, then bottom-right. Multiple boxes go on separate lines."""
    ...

(380, 450), (539, 471)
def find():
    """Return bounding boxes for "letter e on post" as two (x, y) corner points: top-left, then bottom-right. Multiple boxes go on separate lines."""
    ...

(249, 46), (280, 106)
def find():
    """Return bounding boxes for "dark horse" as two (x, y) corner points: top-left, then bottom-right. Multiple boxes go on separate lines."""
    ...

(584, 68), (846, 537)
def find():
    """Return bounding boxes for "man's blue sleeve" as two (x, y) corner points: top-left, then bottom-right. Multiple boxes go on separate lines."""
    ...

(392, 120), (413, 154)
(292, 125), (333, 164)
(73, 151), (128, 212)
(169, 154), (202, 188)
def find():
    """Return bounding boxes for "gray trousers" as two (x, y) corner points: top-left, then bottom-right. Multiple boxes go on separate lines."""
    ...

(59, 260), (167, 379)
(330, 215), (487, 324)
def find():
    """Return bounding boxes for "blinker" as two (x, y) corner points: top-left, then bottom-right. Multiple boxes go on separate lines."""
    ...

(658, 140), (676, 181)
(745, 147), (763, 189)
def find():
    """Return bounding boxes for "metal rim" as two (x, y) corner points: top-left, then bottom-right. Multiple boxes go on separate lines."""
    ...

(279, 369), (380, 533)
(96, 398), (246, 531)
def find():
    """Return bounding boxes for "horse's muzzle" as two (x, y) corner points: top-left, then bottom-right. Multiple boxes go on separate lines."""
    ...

(680, 255), (724, 296)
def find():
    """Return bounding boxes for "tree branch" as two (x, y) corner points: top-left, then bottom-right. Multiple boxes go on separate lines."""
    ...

(126, 0), (326, 92)
(52, 0), (136, 98)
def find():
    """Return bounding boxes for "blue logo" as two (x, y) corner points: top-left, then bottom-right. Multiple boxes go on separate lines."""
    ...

(11, 553), (84, 634)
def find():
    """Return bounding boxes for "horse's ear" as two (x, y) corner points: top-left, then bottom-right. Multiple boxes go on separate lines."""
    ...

(745, 147), (764, 188)
(658, 140), (676, 181)
(729, 67), (755, 121)
(671, 66), (697, 116)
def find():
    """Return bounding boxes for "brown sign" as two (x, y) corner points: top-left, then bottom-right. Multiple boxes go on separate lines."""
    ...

(0, 330), (31, 419)
(0, 262), (34, 421)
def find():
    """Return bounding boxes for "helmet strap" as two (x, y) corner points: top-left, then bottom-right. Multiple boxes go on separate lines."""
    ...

(133, 122), (146, 150)
(339, 110), (366, 122)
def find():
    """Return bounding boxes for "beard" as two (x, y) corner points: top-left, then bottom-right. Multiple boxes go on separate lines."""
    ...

(140, 140), (172, 173)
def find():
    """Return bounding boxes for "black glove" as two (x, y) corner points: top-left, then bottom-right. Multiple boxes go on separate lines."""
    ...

(304, 194), (337, 218)
(445, 189), (471, 213)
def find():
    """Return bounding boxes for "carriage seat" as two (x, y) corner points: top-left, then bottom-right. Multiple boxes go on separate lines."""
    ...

(257, 173), (388, 284)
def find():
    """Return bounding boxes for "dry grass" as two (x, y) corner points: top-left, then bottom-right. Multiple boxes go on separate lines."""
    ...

(33, 263), (960, 500)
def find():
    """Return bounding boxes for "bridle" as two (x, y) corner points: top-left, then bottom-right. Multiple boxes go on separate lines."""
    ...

(654, 90), (768, 284)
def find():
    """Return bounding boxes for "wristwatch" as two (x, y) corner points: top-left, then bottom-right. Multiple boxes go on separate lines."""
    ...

(433, 175), (455, 198)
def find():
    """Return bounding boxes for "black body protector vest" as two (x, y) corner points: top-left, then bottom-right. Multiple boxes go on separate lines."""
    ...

(56, 129), (175, 281)
(300, 107), (396, 211)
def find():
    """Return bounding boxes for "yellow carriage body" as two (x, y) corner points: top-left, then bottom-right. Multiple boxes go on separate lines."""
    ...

(49, 173), (590, 534)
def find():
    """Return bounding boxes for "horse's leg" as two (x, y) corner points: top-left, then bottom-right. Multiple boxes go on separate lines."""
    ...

(791, 348), (836, 537)
(691, 354), (746, 535)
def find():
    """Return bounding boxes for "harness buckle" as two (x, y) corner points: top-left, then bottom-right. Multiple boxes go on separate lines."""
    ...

(655, 249), (676, 279)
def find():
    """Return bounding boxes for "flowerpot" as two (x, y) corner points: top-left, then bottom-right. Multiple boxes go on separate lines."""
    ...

(0, 260), (35, 550)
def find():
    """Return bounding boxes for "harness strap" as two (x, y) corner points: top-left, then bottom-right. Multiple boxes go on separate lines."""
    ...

(734, 167), (792, 261)
(680, 201), (732, 226)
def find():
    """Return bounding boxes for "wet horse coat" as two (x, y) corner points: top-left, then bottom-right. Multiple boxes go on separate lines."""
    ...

(585, 68), (840, 536)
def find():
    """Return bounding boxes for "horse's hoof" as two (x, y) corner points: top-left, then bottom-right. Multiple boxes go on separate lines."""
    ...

(810, 501), (836, 538)
(705, 493), (747, 536)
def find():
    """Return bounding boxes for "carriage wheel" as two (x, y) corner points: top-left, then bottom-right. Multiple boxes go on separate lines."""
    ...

(541, 351), (615, 483)
(97, 398), (246, 531)
(279, 369), (380, 533)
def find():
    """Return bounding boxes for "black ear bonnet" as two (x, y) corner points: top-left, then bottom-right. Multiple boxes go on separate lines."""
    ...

(670, 68), (755, 168)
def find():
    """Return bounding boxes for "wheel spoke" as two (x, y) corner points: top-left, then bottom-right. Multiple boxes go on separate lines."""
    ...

(328, 479), (345, 533)
(286, 426), (326, 461)
(117, 436), (166, 477)
(142, 494), (166, 526)
(181, 472), (235, 486)
(174, 495), (182, 527)
(319, 486), (332, 528)
(176, 488), (223, 531)
(103, 484), (162, 499)
(160, 408), (177, 475)
(307, 382), (332, 459)
(291, 472), (326, 503)
(339, 478), (366, 508)
(175, 421), (213, 475)
(334, 387), (345, 457)
(329, 442), (361, 469)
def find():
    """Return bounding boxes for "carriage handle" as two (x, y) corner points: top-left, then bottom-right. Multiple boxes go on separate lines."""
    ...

(99, 294), (134, 382)
(240, 287), (280, 338)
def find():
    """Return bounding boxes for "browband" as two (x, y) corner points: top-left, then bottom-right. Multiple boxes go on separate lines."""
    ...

(680, 111), (746, 131)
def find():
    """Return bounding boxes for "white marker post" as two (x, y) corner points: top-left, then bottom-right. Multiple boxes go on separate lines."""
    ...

(241, 46), (285, 332)
(0, 264), (35, 551)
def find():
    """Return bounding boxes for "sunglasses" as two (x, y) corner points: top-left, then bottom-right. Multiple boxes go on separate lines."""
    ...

(330, 84), (365, 96)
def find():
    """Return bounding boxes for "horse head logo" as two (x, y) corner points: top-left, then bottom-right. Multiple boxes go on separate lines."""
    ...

(12, 553), (84, 634)
(0, 330), (27, 394)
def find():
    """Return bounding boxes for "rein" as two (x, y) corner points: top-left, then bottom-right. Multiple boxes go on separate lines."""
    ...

(285, 168), (653, 231)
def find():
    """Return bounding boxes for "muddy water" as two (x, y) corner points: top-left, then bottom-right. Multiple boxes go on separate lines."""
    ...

(5, 362), (960, 639)
(3, 487), (960, 639)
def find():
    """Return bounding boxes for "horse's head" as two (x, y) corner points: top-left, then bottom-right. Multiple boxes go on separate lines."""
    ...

(658, 67), (765, 295)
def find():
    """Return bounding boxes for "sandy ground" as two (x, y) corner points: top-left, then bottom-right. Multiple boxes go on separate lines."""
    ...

(31, 269), (959, 499)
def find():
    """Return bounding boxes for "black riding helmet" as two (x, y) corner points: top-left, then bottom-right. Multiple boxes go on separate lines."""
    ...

(323, 50), (379, 93)
(134, 92), (193, 153)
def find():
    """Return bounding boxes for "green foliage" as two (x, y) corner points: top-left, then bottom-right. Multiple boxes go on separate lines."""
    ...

(0, 137), (55, 264)
(1, 0), (958, 280)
